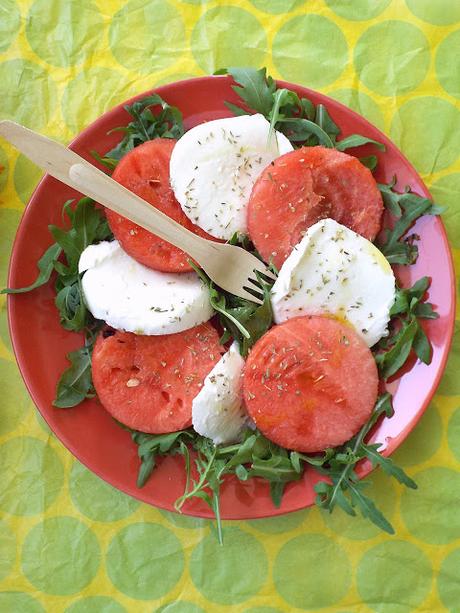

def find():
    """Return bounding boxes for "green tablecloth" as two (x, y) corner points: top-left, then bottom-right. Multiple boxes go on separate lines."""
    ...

(1, 0), (460, 611)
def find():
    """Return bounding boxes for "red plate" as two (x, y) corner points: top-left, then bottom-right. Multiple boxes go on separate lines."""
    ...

(7, 76), (456, 519)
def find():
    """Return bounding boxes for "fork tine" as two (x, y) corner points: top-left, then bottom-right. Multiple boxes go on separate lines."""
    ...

(243, 283), (264, 300)
(252, 260), (277, 281)
(247, 276), (264, 289)
(239, 287), (263, 304)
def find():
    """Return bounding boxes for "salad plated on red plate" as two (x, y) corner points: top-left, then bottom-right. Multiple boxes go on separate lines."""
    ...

(4, 68), (455, 543)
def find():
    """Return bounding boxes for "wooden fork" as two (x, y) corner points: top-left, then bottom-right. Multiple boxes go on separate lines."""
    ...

(0, 120), (275, 304)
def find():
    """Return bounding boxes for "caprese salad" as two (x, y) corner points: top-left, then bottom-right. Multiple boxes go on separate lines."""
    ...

(5, 68), (440, 540)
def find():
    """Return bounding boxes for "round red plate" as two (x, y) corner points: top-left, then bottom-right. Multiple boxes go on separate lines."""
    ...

(7, 76), (456, 519)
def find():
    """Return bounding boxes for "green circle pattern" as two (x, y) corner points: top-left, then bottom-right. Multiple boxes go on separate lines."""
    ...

(190, 528), (268, 605)
(406, 0), (460, 26)
(354, 21), (430, 96)
(109, 0), (185, 74)
(0, 60), (56, 129)
(247, 509), (308, 534)
(0, 305), (11, 354)
(70, 461), (139, 521)
(329, 88), (385, 130)
(107, 523), (184, 600)
(0, 358), (31, 437)
(273, 534), (351, 608)
(0, 437), (64, 515)
(13, 154), (43, 205)
(155, 602), (205, 613)
(0, 0), (21, 53)
(0, 145), (9, 192)
(192, 7), (267, 74)
(61, 67), (129, 133)
(438, 548), (460, 612)
(326, 0), (391, 20)
(448, 408), (460, 462)
(392, 402), (442, 466)
(0, 593), (45, 613)
(430, 173), (460, 248)
(436, 320), (460, 395)
(22, 517), (100, 595)
(436, 30), (460, 99)
(0, 209), (22, 284)
(26, 0), (103, 67)
(0, 521), (16, 582)
(244, 608), (284, 613)
(273, 14), (348, 88)
(159, 509), (207, 529)
(250, 0), (306, 14)
(357, 541), (432, 613)
(390, 97), (460, 174)
(65, 596), (127, 613)
(401, 467), (460, 544)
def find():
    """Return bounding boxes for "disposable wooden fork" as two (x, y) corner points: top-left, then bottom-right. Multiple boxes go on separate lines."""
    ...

(0, 120), (275, 304)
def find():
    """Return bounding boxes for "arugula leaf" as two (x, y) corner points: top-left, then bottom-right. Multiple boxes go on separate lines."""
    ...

(336, 135), (385, 152)
(53, 344), (93, 408)
(377, 182), (440, 265)
(128, 393), (412, 540)
(375, 319), (419, 379)
(313, 393), (413, 534)
(359, 155), (378, 171)
(315, 104), (341, 142)
(47, 198), (112, 332)
(376, 277), (438, 379)
(131, 429), (195, 488)
(2, 197), (111, 337)
(361, 444), (417, 489)
(222, 66), (384, 156)
(104, 94), (184, 162)
(189, 257), (274, 356)
(90, 150), (118, 172)
(347, 480), (395, 534)
(225, 67), (276, 117)
(277, 118), (334, 147)
(1, 242), (62, 295)
(412, 324), (431, 364)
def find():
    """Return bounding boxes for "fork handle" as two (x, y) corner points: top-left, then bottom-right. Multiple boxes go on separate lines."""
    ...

(0, 120), (217, 264)
(69, 163), (218, 262)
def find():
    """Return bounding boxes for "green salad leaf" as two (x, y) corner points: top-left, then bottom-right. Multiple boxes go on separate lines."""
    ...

(189, 236), (275, 357)
(3, 198), (111, 334)
(221, 67), (384, 164)
(314, 393), (416, 534)
(130, 393), (414, 542)
(374, 277), (439, 379)
(377, 180), (442, 265)
(101, 94), (184, 164)
(1, 242), (62, 295)
(53, 324), (103, 408)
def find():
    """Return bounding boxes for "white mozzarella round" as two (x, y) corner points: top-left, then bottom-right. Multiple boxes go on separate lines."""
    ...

(170, 113), (294, 240)
(192, 342), (248, 445)
(79, 240), (213, 335)
(270, 219), (396, 347)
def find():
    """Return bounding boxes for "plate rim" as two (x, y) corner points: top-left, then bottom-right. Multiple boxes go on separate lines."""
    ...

(6, 74), (456, 520)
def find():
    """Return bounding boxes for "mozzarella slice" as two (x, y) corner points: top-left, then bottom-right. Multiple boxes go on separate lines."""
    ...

(270, 219), (396, 347)
(170, 113), (294, 240)
(192, 342), (248, 445)
(79, 240), (213, 335)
